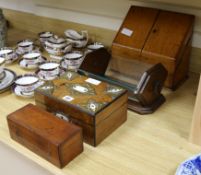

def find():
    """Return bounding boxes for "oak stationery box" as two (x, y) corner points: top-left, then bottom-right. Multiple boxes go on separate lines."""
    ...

(112, 6), (194, 89)
(35, 71), (128, 146)
(7, 104), (83, 168)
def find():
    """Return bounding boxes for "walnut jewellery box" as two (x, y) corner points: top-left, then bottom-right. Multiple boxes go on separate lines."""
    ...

(35, 71), (128, 146)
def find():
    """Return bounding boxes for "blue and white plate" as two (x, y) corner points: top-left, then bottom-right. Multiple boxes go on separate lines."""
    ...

(176, 154), (201, 175)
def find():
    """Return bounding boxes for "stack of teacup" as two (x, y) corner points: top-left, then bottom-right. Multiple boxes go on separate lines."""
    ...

(43, 34), (72, 61)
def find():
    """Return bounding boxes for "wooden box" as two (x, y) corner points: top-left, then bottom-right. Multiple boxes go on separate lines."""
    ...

(7, 104), (83, 168)
(112, 6), (194, 89)
(35, 72), (128, 146)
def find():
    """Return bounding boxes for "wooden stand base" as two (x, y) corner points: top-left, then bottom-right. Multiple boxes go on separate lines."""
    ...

(128, 95), (166, 114)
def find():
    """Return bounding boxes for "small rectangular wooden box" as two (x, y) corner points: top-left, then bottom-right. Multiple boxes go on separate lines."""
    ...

(35, 72), (128, 146)
(112, 6), (194, 89)
(7, 104), (83, 168)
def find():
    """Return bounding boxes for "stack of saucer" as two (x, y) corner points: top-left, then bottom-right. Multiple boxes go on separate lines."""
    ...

(19, 51), (47, 69)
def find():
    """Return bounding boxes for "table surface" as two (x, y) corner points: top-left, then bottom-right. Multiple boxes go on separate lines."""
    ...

(0, 28), (201, 175)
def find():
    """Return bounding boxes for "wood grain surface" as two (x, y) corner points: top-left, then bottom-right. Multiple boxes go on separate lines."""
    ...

(0, 27), (201, 175)
(35, 73), (128, 146)
(7, 104), (83, 168)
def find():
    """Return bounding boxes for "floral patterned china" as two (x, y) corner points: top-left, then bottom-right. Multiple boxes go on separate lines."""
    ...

(19, 56), (47, 70)
(61, 51), (84, 70)
(13, 74), (43, 97)
(176, 154), (201, 175)
(38, 31), (54, 46)
(0, 68), (16, 93)
(37, 62), (60, 81)
(16, 39), (34, 55)
(0, 47), (19, 64)
(65, 29), (88, 48)
(44, 35), (72, 60)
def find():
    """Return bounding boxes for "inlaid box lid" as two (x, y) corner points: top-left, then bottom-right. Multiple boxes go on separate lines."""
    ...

(36, 71), (127, 116)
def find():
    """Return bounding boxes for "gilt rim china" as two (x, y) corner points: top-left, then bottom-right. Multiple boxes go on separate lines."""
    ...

(0, 68), (16, 93)
(16, 46), (40, 55)
(0, 47), (14, 56)
(17, 39), (34, 48)
(38, 31), (54, 39)
(15, 74), (39, 87)
(19, 56), (47, 69)
(22, 52), (41, 60)
(39, 61), (60, 71)
(64, 51), (84, 60)
(12, 80), (44, 98)
(36, 69), (59, 81)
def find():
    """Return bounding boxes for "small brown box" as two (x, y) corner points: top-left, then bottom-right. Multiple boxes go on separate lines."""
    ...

(35, 72), (128, 146)
(112, 6), (194, 89)
(7, 104), (83, 168)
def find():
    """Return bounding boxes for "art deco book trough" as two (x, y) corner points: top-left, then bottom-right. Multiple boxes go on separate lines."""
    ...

(79, 48), (168, 114)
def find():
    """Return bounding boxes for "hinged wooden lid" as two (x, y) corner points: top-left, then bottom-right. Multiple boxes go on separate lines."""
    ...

(142, 10), (194, 63)
(112, 6), (159, 57)
(7, 104), (81, 146)
(35, 72), (127, 117)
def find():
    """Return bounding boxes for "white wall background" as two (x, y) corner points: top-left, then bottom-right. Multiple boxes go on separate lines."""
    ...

(1, 0), (201, 48)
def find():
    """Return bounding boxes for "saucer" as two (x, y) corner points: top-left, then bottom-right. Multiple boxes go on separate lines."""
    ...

(13, 81), (44, 98)
(0, 68), (16, 93)
(19, 56), (47, 69)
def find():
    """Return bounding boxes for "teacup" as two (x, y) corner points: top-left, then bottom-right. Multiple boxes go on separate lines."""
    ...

(38, 31), (54, 46)
(86, 43), (104, 53)
(0, 47), (18, 64)
(15, 74), (39, 94)
(38, 62), (60, 80)
(22, 52), (41, 65)
(63, 51), (84, 70)
(17, 39), (34, 54)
